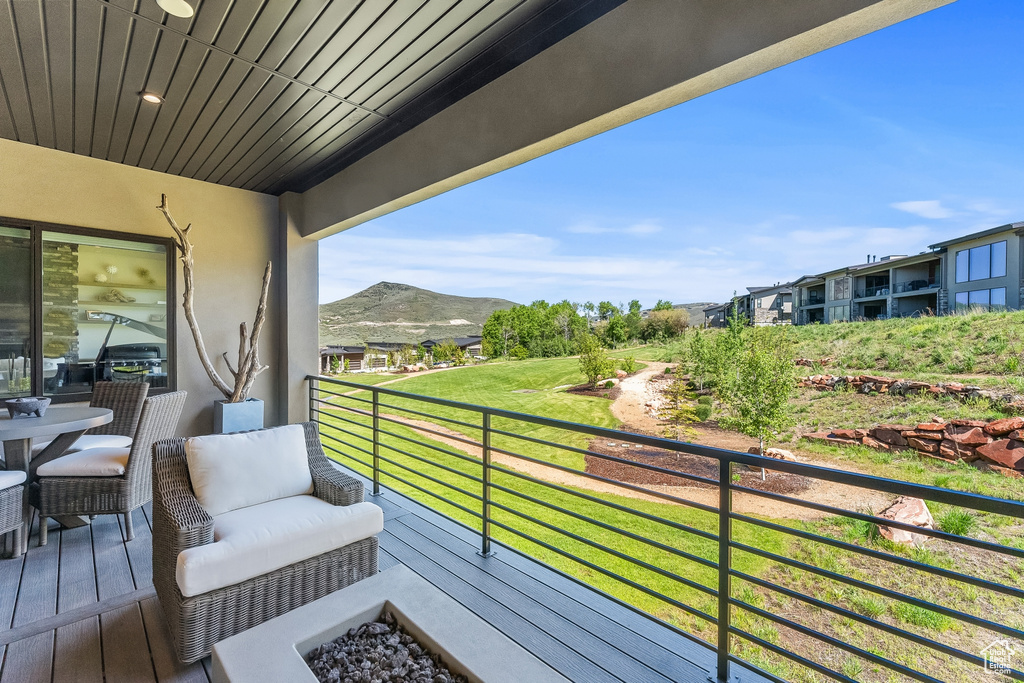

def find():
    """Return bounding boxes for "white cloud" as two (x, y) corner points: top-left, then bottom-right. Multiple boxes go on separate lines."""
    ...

(891, 200), (954, 219)
(565, 221), (662, 235)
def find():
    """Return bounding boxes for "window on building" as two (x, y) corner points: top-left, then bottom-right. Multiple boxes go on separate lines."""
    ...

(954, 287), (1007, 311)
(0, 220), (175, 403)
(828, 305), (850, 322)
(956, 241), (1007, 283)
(830, 277), (850, 301)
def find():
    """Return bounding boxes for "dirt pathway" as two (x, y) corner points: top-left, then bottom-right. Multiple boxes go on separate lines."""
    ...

(606, 363), (892, 518)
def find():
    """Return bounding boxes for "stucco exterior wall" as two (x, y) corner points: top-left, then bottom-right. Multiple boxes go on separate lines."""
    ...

(0, 138), (291, 436)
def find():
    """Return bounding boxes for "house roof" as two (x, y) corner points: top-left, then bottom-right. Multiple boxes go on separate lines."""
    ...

(928, 222), (1024, 250)
(703, 303), (729, 313)
(422, 336), (483, 349)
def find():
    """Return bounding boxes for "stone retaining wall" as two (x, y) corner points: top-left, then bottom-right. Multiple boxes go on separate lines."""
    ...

(798, 373), (1024, 411)
(805, 417), (1024, 477)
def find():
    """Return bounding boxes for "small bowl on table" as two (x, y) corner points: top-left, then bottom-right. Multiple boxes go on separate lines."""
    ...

(5, 397), (51, 418)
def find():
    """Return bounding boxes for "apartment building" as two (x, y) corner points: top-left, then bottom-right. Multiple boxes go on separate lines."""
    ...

(786, 223), (1024, 325)
(929, 222), (1024, 313)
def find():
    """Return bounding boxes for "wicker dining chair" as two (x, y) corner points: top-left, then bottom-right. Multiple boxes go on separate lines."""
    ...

(151, 422), (378, 663)
(30, 391), (186, 545)
(32, 381), (150, 457)
(0, 471), (26, 558)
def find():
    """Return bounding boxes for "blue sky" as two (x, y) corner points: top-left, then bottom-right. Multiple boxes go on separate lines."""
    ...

(319, 0), (1024, 307)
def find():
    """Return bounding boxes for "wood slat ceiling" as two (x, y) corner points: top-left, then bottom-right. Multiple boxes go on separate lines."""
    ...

(0, 0), (621, 195)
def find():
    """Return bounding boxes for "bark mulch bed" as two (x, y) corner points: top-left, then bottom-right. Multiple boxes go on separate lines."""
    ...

(565, 382), (621, 400)
(585, 427), (813, 495)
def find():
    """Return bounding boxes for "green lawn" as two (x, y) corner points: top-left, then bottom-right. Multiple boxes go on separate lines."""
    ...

(313, 357), (1022, 682)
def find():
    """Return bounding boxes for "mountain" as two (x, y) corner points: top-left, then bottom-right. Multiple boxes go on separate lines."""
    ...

(672, 302), (718, 325)
(319, 282), (517, 346)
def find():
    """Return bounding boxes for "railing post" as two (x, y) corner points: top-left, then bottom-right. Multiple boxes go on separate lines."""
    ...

(308, 377), (316, 422)
(371, 388), (380, 497)
(716, 458), (732, 682)
(479, 411), (494, 557)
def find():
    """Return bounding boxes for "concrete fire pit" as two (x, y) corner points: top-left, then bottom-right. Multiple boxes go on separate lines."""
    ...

(211, 565), (567, 683)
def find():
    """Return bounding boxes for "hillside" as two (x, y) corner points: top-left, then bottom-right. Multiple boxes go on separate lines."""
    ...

(319, 282), (517, 346)
(636, 309), (1024, 385)
(671, 302), (717, 325)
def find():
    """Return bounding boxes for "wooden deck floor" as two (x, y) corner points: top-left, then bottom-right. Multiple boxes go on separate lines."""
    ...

(0, 483), (767, 683)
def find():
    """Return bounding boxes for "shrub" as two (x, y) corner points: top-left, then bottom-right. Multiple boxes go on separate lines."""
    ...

(938, 508), (976, 536)
(604, 380), (615, 389)
(510, 345), (530, 360)
(664, 366), (673, 374)
(695, 403), (712, 421)
(697, 395), (713, 406)
(577, 334), (614, 385)
(620, 355), (638, 374)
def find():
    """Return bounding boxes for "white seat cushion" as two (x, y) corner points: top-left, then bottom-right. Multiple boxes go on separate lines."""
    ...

(33, 434), (132, 456)
(185, 424), (313, 517)
(35, 447), (131, 477)
(0, 470), (26, 490)
(175, 496), (383, 598)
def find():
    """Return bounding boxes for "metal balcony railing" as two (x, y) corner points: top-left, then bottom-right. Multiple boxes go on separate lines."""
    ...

(855, 284), (890, 298)
(893, 278), (940, 294)
(804, 293), (825, 305)
(308, 375), (1024, 683)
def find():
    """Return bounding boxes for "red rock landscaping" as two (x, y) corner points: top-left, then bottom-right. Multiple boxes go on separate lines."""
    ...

(805, 416), (1024, 478)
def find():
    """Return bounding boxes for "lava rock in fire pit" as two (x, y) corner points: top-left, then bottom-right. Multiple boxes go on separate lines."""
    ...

(307, 610), (468, 683)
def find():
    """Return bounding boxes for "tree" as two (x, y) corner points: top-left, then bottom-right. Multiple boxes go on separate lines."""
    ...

(328, 355), (340, 374)
(432, 339), (463, 364)
(598, 301), (618, 320)
(482, 309), (518, 358)
(722, 327), (794, 470)
(576, 334), (614, 386)
(688, 329), (712, 391)
(624, 299), (643, 341)
(662, 363), (697, 440)
(653, 299), (674, 311)
(603, 315), (628, 347)
(642, 308), (688, 340)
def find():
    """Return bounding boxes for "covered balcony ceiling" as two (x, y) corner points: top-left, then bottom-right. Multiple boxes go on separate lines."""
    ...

(0, 0), (620, 196)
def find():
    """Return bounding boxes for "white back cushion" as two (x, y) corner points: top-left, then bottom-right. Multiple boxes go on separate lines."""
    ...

(185, 424), (313, 517)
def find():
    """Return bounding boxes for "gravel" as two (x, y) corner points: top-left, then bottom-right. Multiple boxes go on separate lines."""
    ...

(307, 611), (467, 683)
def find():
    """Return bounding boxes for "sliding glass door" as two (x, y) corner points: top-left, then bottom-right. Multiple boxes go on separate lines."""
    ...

(0, 219), (175, 402)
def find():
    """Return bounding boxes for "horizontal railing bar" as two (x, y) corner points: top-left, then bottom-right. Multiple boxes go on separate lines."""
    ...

(488, 498), (717, 597)
(310, 375), (1024, 516)
(725, 655), (787, 683)
(489, 463), (719, 542)
(320, 441), (373, 469)
(732, 598), (942, 683)
(489, 426), (721, 487)
(731, 541), (1024, 640)
(731, 512), (1024, 598)
(490, 480), (718, 570)
(374, 422), (483, 468)
(315, 415), (374, 446)
(313, 391), (374, 406)
(487, 517), (717, 623)
(487, 442), (721, 515)
(374, 435), (483, 486)
(312, 406), (373, 432)
(729, 628), (857, 683)
(373, 447), (484, 501)
(318, 429), (375, 460)
(732, 485), (1024, 557)
(375, 467), (484, 521)
(376, 399), (483, 432)
(374, 412), (483, 450)
(731, 569), (1001, 673)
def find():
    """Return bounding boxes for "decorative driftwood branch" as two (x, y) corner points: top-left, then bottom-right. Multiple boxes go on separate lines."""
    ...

(158, 194), (272, 402)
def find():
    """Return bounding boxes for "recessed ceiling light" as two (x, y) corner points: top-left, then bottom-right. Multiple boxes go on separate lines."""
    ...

(141, 92), (164, 104)
(156, 0), (194, 19)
